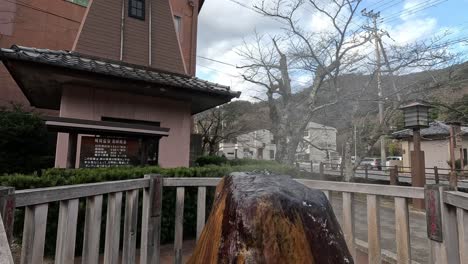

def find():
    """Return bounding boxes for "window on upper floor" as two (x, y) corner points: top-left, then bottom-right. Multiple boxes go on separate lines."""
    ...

(129, 0), (145, 20)
(174, 15), (182, 38)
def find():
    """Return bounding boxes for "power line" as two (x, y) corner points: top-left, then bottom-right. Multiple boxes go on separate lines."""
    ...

(1, 0), (82, 23)
(381, 0), (445, 21)
(197, 63), (239, 78)
(380, 0), (448, 24)
(371, 0), (405, 14)
(366, 0), (398, 10)
(372, 0), (404, 11)
(197, 56), (237, 67)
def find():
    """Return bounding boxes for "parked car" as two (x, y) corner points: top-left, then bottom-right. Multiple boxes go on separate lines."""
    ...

(328, 151), (342, 170)
(360, 157), (382, 170)
(385, 156), (403, 169)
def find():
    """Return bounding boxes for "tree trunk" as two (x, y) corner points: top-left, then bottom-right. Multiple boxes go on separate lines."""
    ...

(344, 140), (354, 182)
(208, 140), (217, 155)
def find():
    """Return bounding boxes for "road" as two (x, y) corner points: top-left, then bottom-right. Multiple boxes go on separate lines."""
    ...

(330, 194), (429, 263)
(298, 162), (468, 189)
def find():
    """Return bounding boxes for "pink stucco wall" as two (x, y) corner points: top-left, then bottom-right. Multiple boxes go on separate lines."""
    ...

(55, 86), (192, 168)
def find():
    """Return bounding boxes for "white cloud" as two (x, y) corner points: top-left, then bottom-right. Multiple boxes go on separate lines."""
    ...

(400, 0), (426, 21)
(197, 0), (297, 100)
(384, 17), (438, 45)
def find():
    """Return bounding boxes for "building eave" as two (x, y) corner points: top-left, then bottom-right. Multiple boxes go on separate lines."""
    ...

(0, 45), (240, 114)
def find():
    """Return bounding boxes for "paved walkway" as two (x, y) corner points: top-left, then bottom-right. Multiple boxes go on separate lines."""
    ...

(330, 194), (429, 263)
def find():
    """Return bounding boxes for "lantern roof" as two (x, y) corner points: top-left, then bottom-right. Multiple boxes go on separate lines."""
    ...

(399, 101), (433, 110)
(392, 121), (468, 139)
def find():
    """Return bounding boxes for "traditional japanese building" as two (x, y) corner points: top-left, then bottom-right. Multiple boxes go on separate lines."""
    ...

(0, 0), (239, 168)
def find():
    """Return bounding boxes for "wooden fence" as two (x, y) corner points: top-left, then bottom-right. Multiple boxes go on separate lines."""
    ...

(0, 176), (467, 264)
(316, 162), (468, 185)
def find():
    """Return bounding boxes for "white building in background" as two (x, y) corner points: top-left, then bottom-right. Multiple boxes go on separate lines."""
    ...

(219, 122), (337, 162)
(393, 121), (468, 170)
(219, 129), (276, 160)
(296, 122), (338, 163)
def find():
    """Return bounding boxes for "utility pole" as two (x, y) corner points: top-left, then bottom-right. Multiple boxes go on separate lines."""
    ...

(354, 125), (357, 159)
(362, 9), (386, 165)
(378, 38), (401, 102)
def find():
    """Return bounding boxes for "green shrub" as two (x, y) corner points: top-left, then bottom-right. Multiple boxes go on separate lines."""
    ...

(194, 155), (228, 166)
(227, 158), (280, 166)
(447, 159), (468, 171)
(1, 163), (306, 256)
(0, 106), (55, 174)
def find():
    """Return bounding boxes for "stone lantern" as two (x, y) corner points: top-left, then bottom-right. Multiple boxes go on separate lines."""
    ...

(400, 101), (432, 208)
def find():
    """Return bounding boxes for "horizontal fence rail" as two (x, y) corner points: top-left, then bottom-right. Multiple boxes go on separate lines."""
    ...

(15, 178), (150, 207)
(297, 179), (425, 199)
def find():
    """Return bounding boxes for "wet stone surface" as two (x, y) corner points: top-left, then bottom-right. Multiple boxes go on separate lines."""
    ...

(188, 172), (353, 264)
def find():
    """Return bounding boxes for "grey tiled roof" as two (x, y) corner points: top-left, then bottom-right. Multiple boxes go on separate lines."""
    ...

(0, 45), (240, 98)
(392, 121), (468, 139)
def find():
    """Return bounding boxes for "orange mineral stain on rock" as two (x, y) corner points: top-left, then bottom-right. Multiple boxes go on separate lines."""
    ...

(188, 173), (353, 264)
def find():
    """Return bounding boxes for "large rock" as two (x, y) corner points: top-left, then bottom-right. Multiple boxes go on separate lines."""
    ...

(188, 173), (353, 264)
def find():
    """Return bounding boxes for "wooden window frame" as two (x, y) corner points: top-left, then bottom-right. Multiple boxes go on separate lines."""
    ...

(128, 0), (145, 20)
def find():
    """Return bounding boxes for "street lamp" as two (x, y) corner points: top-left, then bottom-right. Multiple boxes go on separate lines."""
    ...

(234, 143), (238, 159)
(400, 101), (432, 207)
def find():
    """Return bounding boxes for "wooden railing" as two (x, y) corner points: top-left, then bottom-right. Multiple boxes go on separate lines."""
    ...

(0, 176), (467, 264)
(440, 190), (468, 263)
(297, 179), (423, 264)
(0, 176), (221, 264)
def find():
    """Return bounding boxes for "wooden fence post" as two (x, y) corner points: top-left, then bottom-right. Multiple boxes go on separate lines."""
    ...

(449, 171), (458, 190)
(434, 167), (439, 184)
(390, 166), (399, 185)
(367, 194), (381, 264)
(0, 187), (15, 244)
(140, 175), (163, 264)
(342, 192), (356, 259)
(174, 187), (185, 264)
(0, 210), (13, 264)
(394, 197), (411, 264)
(310, 160), (314, 173)
(427, 185), (460, 264)
(196, 187), (206, 241)
(319, 162), (324, 179)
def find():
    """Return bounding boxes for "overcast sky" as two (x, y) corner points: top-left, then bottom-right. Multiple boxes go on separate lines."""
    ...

(196, 0), (468, 101)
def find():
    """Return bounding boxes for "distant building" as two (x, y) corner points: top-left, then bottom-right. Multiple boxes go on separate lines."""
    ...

(220, 129), (276, 160)
(297, 122), (338, 163)
(219, 122), (337, 162)
(393, 121), (468, 170)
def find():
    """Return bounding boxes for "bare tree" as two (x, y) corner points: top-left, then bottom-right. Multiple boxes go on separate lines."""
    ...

(194, 101), (259, 155)
(340, 37), (460, 180)
(238, 0), (370, 165)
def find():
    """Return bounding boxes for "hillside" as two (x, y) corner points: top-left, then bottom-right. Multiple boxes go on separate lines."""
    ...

(219, 61), (468, 135)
